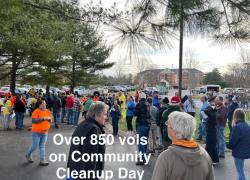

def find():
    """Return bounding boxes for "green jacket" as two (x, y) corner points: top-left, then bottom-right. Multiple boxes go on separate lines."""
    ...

(161, 105), (181, 142)
(84, 99), (94, 111)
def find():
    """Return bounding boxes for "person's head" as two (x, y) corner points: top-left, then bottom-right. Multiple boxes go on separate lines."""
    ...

(139, 92), (146, 100)
(175, 92), (179, 96)
(86, 102), (109, 125)
(147, 97), (153, 105)
(170, 96), (180, 105)
(153, 91), (159, 97)
(118, 91), (123, 96)
(162, 97), (169, 105)
(188, 95), (193, 101)
(215, 96), (223, 106)
(232, 108), (245, 127)
(200, 95), (207, 103)
(37, 100), (46, 110)
(232, 96), (238, 103)
(166, 111), (196, 141)
(16, 95), (21, 101)
(128, 96), (133, 102)
(114, 99), (118, 105)
(208, 96), (216, 106)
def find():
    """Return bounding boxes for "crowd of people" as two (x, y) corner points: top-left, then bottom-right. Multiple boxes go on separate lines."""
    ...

(1, 88), (250, 179)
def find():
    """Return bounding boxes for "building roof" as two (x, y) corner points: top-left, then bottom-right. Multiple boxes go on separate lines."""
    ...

(168, 68), (203, 74)
(138, 69), (165, 74)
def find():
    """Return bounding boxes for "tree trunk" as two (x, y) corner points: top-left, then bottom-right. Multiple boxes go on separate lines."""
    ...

(10, 55), (17, 94)
(178, 3), (184, 98)
(46, 68), (51, 96)
(46, 84), (50, 96)
(70, 59), (76, 93)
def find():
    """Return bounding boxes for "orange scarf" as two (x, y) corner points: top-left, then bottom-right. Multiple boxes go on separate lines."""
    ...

(172, 139), (198, 148)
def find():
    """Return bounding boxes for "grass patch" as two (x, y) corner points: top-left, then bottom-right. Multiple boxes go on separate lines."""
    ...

(112, 108), (250, 141)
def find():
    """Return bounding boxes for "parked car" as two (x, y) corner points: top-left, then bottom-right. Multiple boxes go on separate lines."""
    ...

(223, 88), (234, 94)
(144, 87), (158, 95)
(0, 87), (10, 98)
(50, 87), (64, 94)
(74, 88), (85, 96)
(235, 88), (245, 94)
(15, 87), (29, 95)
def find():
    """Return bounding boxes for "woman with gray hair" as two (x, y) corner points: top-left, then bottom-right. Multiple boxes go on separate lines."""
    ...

(67, 101), (109, 179)
(151, 111), (214, 180)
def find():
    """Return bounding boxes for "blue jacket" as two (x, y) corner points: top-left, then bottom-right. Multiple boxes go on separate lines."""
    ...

(227, 120), (250, 159)
(199, 101), (209, 122)
(227, 102), (239, 121)
(126, 101), (136, 117)
(153, 96), (160, 109)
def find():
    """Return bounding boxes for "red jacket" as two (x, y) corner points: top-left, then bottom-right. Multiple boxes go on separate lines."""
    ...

(66, 96), (74, 109)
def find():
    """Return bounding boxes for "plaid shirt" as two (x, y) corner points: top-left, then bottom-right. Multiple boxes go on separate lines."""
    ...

(73, 98), (81, 112)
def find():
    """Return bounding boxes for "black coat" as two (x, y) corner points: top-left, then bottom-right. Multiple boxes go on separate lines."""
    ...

(14, 100), (25, 113)
(204, 105), (217, 133)
(134, 98), (151, 126)
(67, 118), (105, 180)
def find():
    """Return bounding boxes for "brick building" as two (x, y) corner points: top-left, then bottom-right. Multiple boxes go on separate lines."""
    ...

(136, 68), (204, 89)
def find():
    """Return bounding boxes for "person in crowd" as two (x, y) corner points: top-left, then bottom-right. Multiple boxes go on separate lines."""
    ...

(66, 94), (74, 124)
(60, 92), (67, 123)
(67, 102), (108, 179)
(134, 92), (151, 165)
(52, 93), (62, 129)
(215, 96), (228, 158)
(135, 90), (140, 103)
(0, 98), (3, 115)
(80, 96), (87, 117)
(93, 91), (100, 102)
(161, 96), (181, 150)
(126, 96), (136, 136)
(110, 99), (121, 136)
(156, 97), (169, 150)
(204, 96), (219, 164)
(26, 100), (52, 166)
(183, 95), (196, 117)
(118, 91), (126, 121)
(72, 95), (81, 127)
(147, 97), (158, 154)
(14, 95), (26, 130)
(227, 108), (250, 180)
(181, 94), (188, 104)
(28, 88), (36, 97)
(84, 95), (94, 119)
(152, 91), (160, 109)
(45, 93), (53, 111)
(151, 111), (215, 180)
(198, 95), (209, 141)
(3, 96), (13, 130)
(27, 95), (37, 116)
(227, 96), (239, 138)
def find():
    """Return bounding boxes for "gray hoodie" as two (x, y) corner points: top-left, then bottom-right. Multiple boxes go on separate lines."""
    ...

(151, 145), (214, 180)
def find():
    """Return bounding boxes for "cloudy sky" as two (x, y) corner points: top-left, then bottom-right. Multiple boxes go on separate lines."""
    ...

(80, 0), (250, 75)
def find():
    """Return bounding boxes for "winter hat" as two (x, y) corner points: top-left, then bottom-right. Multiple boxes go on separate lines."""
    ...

(162, 97), (169, 104)
(171, 96), (181, 104)
(139, 92), (146, 99)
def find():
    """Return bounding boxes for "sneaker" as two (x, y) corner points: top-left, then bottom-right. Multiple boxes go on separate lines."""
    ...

(26, 155), (34, 163)
(39, 160), (49, 166)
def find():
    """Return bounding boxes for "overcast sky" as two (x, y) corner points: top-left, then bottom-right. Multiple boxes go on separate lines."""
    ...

(80, 0), (250, 76)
